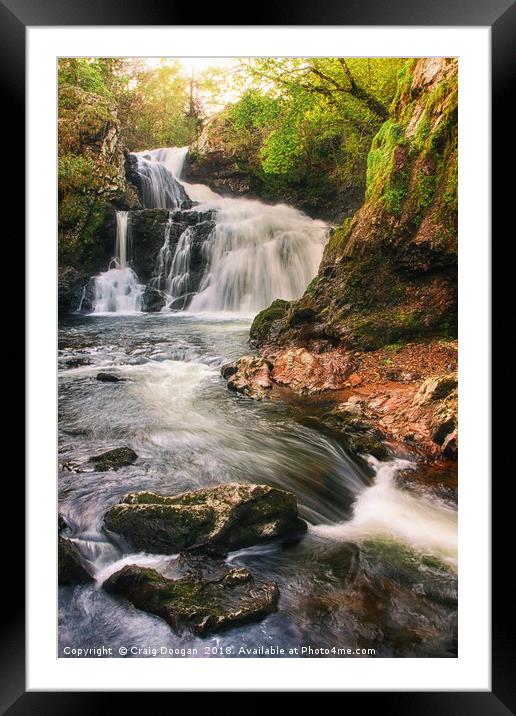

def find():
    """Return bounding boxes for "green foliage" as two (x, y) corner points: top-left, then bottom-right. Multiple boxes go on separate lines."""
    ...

(200, 58), (404, 211)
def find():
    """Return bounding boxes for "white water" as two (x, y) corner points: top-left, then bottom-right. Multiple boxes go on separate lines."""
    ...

(137, 146), (329, 314)
(313, 458), (458, 567)
(132, 148), (189, 209)
(189, 200), (327, 313)
(93, 211), (144, 314)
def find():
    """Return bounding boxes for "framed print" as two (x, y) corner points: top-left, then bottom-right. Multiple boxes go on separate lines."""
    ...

(5, 0), (510, 708)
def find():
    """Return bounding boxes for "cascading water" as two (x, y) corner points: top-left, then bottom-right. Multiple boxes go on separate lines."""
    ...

(188, 200), (327, 313)
(131, 148), (190, 209)
(92, 211), (144, 314)
(60, 145), (457, 659)
(139, 146), (329, 314)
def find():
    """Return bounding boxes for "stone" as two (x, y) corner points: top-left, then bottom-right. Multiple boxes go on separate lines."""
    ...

(413, 374), (458, 406)
(58, 537), (94, 585)
(103, 560), (279, 635)
(141, 285), (167, 312)
(271, 348), (352, 394)
(103, 483), (307, 555)
(96, 372), (124, 382)
(321, 403), (387, 460)
(89, 447), (137, 471)
(222, 357), (273, 400)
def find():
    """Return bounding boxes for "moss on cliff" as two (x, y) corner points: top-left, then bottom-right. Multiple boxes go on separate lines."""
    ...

(58, 82), (138, 272)
(254, 58), (458, 352)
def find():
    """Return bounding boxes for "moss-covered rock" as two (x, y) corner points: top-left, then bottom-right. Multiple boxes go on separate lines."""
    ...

(103, 559), (279, 635)
(89, 447), (137, 471)
(103, 483), (307, 555)
(58, 537), (94, 585)
(58, 83), (139, 273)
(255, 58), (457, 353)
(249, 300), (292, 345)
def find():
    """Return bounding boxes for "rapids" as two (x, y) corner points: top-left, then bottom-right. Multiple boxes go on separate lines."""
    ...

(58, 313), (457, 658)
(61, 146), (457, 658)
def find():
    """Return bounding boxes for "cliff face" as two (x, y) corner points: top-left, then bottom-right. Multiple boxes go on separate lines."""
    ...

(227, 59), (458, 463)
(253, 58), (457, 353)
(58, 83), (139, 274)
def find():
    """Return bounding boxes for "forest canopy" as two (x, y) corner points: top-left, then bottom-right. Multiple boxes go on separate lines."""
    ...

(58, 57), (407, 195)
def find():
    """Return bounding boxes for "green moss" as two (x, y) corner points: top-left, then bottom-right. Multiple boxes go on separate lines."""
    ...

(58, 155), (94, 194)
(384, 342), (404, 352)
(350, 307), (424, 350)
(249, 299), (292, 343)
(324, 219), (352, 260)
(415, 171), (437, 213)
(390, 60), (417, 116)
(58, 197), (108, 271)
(365, 120), (405, 199)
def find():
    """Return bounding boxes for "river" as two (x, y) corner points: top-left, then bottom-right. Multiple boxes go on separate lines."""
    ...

(58, 312), (457, 658)
(58, 147), (457, 658)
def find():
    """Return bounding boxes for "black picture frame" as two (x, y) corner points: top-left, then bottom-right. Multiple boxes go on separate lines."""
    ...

(6, 0), (510, 710)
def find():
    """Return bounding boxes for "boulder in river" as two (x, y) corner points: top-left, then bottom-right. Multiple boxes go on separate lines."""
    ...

(89, 447), (138, 471)
(103, 483), (307, 555)
(141, 285), (167, 312)
(103, 558), (279, 635)
(58, 537), (94, 585)
(221, 357), (273, 400)
(96, 372), (125, 382)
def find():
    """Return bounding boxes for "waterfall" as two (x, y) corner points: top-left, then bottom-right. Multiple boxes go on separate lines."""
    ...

(136, 146), (329, 314)
(114, 211), (129, 268)
(89, 146), (329, 316)
(131, 148), (190, 209)
(188, 199), (328, 314)
(92, 211), (144, 314)
(167, 227), (194, 299)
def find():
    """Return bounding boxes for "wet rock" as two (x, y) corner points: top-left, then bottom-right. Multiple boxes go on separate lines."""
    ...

(58, 267), (89, 314)
(96, 372), (125, 382)
(442, 431), (458, 460)
(103, 560), (279, 635)
(321, 402), (387, 460)
(141, 285), (166, 312)
(104, 483), (307, 555)
(396, 460), (457, 502)
(426, 384), (458, 459)
(129, 208), (215, 286)
(89, 447), (138, 471)
(58, 513), (67, 532)
(221, 357), (273, 400)
(58, 537), (94, 585)
(64, 356), (92, 368)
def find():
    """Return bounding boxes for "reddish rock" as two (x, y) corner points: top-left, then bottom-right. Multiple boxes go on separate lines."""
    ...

(270, 348), (352, 394)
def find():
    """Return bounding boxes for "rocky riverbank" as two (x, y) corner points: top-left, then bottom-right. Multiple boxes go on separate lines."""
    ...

(222, 339), (457, 462)
(222, 58), (458, 469)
